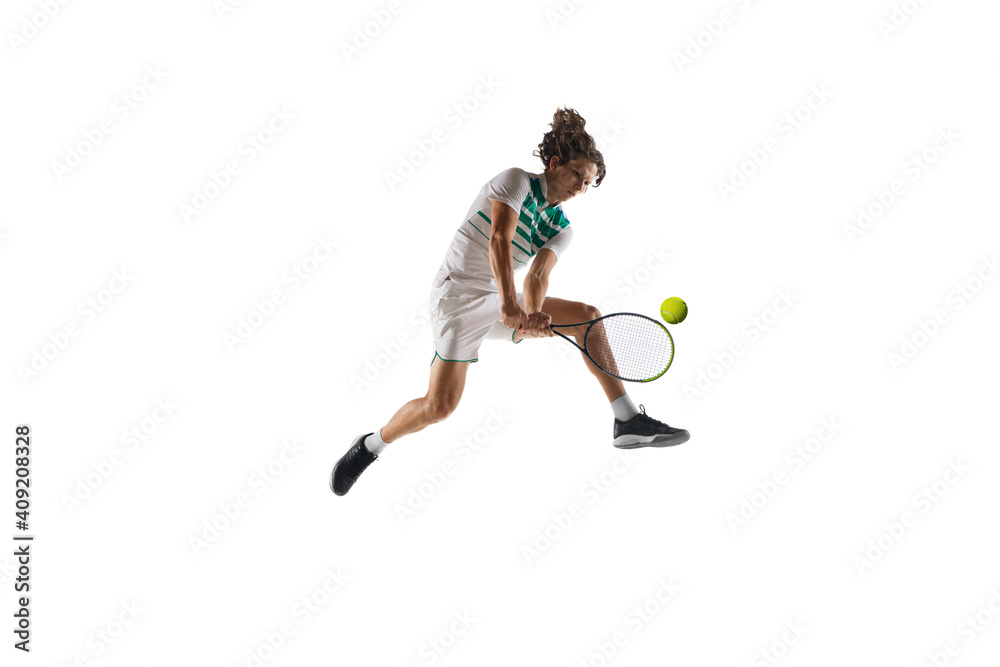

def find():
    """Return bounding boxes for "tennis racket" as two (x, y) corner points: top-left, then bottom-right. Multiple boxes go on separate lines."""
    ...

(548, 312), (674, 382)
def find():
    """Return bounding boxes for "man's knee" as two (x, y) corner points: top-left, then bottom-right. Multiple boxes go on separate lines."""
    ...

(568, 304), (602, 337)
(581, 304), (601, 321)
(426, 395), (460, 422)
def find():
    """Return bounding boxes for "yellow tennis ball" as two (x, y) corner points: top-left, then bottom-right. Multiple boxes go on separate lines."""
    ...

(660, 297), (687, 324)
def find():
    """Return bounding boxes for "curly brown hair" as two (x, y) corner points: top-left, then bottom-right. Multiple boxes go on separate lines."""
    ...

(533, 107), (606, 187)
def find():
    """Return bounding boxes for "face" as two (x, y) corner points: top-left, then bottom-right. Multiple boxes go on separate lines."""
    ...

(547, 156), (598, 204)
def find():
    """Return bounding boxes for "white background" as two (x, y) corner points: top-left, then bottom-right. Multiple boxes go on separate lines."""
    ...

(2, 0), (999, 665)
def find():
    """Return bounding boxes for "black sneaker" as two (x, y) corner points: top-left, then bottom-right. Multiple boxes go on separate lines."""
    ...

(612, 405), (690, 449)
(330, 433), (378, 495)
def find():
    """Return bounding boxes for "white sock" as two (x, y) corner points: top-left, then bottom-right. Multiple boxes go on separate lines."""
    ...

(364, 429), (388, 455)
(611, 395), (640, 422)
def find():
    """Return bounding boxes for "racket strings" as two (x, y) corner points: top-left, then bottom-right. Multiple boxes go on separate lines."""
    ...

(584, 314), (673, 382)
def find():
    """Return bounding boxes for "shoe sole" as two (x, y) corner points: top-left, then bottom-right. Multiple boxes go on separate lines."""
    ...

(613, 430), (690, 449)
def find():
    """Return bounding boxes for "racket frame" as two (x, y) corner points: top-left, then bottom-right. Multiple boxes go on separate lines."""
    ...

(548, 311), (674, 383)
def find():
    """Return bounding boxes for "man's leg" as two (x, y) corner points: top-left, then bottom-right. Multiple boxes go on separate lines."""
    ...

(331, 356), (470, 495)
(534, 297), (689, 449)
(538, 297), (625, 402)
(380, 355), (470, 443)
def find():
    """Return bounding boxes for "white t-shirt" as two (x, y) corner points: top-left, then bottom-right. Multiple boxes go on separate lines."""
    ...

(432, 168), (574, 292)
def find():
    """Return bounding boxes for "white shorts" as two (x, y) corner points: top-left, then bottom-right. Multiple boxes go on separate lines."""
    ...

(429, 279), (523, 362)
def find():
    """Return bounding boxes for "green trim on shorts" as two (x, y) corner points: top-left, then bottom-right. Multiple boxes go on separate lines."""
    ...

(431, 352), (478, 364)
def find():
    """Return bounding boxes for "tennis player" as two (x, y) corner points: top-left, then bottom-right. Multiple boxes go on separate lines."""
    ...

(331, 108), (689, 495)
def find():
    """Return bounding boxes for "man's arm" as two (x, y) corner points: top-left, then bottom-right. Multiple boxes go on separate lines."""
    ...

(521, 248), (557, 336)
(489, 199), (528, 332)
(523, 248), (557, 314)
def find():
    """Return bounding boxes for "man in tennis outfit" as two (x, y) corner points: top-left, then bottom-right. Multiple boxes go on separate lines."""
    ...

(331, 108), (689, 496)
